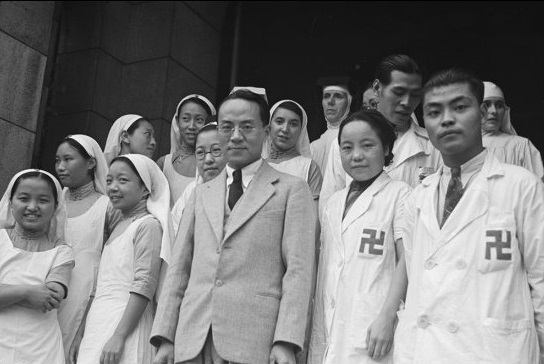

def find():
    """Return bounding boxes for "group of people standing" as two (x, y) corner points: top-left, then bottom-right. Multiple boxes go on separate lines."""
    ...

(0, 53), (543, 364)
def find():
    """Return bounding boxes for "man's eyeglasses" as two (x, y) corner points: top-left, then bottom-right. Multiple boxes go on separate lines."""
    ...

(218, 124), (258, 137)
(195, 144), (223, 160)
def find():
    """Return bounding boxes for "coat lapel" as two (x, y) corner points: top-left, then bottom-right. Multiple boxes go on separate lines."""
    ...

(223, 162), (277, 243)
(341, 172), (391, 233)
(202, 170), (226, 244)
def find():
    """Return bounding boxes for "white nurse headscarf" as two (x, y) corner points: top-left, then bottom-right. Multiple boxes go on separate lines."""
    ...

(66, 134), (108, 195)
(104, 114), (145, 165)
(263, 99), (311, 159)
(230, 86), (268, 103)
(119, 154), (173, 265)
(483, 81), (517, 135)
(170, 95), (216, 155)
(0, 169), (67, 243)
(322, 85), (353, 129)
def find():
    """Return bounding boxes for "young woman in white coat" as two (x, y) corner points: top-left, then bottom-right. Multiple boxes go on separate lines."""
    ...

(309, 110), (411, 364)
(54, 135), (122, 360)
(76, 154), (172, 364)
(0, 169), (74, 364)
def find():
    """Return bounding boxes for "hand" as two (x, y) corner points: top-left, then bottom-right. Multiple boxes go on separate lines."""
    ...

(100, 334), (126, 364)
(153, 341), (174, 364)
(269, 342), (296, 364)
(69, 330), (84, 364)
(46, 282), (65, 304)
(366, 312), (396, 360)
(23, 284), (60, 312)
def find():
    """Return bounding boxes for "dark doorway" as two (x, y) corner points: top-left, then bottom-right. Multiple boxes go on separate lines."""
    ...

(234, 1), (544, 152)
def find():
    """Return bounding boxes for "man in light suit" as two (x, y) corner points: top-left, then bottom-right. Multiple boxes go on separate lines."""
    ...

(151, 89), (316, 364)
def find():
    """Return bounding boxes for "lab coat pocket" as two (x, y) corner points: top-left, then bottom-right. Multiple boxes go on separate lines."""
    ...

(357, 226), (388, 259)
(349, 294), (384, 352)
(482, 317), (534, 362)
(478, 209), (517, 274)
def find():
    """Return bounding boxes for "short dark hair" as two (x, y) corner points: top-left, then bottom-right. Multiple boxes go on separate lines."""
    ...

(10, 171), (58, 206)
(338, 110), (397, 166)
(176, 97), (213, 119)
(375, 54), (423, 86)
(423, 68), (484, 105)
(272, 101), (303, 122)
(218, 89), (270, 127)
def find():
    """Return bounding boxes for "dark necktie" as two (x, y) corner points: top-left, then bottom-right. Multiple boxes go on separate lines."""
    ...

(441, 166), (463, 227)
(228, 169), (243, 210)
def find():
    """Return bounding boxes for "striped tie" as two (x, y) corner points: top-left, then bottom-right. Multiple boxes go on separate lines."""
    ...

(441, 166), (463, 227)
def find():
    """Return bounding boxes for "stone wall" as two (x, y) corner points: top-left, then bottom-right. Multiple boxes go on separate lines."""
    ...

(0, 1), (56, 192)
(38, 1), (229, 173)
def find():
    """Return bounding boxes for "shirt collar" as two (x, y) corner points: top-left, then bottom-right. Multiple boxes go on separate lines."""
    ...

(226, 158), (263, 188)
(443, 149), (487, 177)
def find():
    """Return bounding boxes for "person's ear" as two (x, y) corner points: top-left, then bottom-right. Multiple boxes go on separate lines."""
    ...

(86, 157), (97, 173)
(479, 103), (487, 126)
(372, 79), (381, 97)
(120, 131), (130, 144)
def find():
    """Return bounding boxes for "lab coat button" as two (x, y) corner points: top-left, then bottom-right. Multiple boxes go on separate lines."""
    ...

(455, 259), (466, 270)
(216, 248), (221, 254)
(337, 261), (343, 268)
(447, 322), (459, 333)
(331, 299), (335, 309)
(417, 315), (429, 329)
(424, 261), (435, 270)
(215, 279), (223, 287)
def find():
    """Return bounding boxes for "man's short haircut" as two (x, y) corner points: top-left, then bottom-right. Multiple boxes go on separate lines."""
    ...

(218, 89), (270, 127)
(375, 54), (423, 86)
(423, 68), (484, 105)
(338, 110), (397, 167)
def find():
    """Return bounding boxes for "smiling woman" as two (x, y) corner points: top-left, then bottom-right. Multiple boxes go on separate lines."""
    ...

(0, 169), (74, 364)
(157, 94), (216, 206)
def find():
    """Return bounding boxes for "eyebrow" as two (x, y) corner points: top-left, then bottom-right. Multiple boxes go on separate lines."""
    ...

(424, 95), (471, 109)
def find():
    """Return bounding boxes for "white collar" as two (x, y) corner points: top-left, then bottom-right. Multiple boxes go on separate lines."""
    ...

(226, 158), (263, 188)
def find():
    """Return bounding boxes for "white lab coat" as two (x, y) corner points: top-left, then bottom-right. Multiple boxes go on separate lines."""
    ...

(309, 172), (411, 364)
(395, 153), (544, 364)
(319, 120), (442, 215)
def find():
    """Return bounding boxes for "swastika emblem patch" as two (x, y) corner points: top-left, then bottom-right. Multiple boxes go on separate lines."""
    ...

(359, 229), (385, 255)
(485, 230), (512, 261)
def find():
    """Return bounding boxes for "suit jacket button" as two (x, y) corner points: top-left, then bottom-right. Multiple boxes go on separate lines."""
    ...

(216, 248), (221, 254)
(215, 279), (223, 287)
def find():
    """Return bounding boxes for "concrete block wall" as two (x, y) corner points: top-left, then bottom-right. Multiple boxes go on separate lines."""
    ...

(0, 1), (56, 192)
(39, 1), (229, 173)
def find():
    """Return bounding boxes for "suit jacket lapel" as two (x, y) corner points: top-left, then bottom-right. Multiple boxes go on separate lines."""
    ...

(223, 162), (277, 243)
(202, 170), (226, 244)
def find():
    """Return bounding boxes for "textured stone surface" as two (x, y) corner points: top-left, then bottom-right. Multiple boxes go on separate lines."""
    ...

(101, 1), (130, 62)
(93, 51), (124, 120)
(50, 49), (99, 115)
(126, 1), (174, 63)
(0, 118), (36, 192)
(58, 1), (102, 53)
(171, 2), (220, 87)
(85, 111), (114, 149)
(0, 31), (47, 131)
(163, 59), (217, 122)
(0, 1), (55, 54)
(121, 58), (168, 120)
(184, 1), (228, 32)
